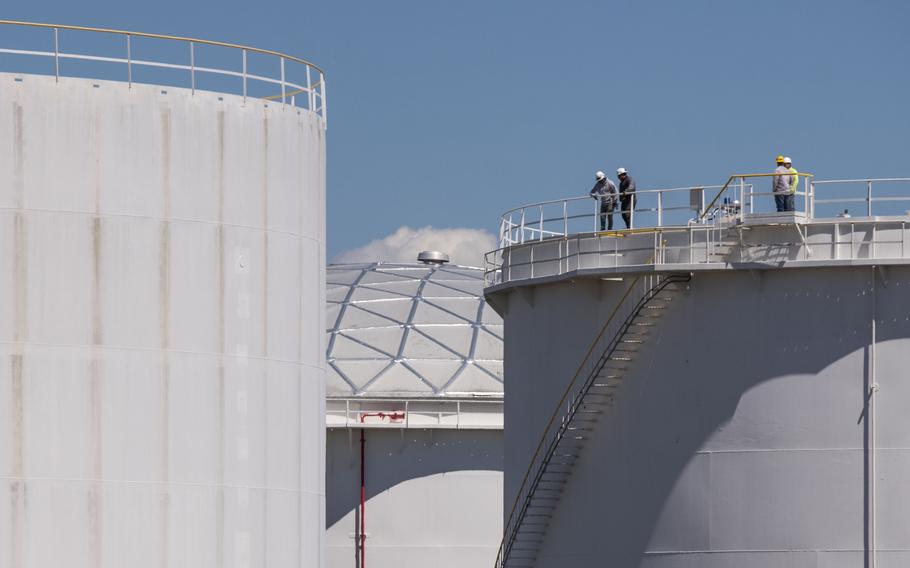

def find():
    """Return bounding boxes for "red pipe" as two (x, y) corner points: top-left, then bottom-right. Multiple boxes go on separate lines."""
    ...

(359, 427), (366, 568)
(359, 411), (405, 423)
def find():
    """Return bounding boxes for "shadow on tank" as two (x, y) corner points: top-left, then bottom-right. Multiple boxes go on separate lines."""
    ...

(325, 428), (503, 528)
(532, 266), (910, 566)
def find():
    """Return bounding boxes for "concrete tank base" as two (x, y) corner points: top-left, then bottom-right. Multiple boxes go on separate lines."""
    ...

(494, 265), (910, 567)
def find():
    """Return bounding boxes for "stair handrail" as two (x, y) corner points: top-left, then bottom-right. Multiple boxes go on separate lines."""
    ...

(495, 272), (690, 567)
(700, 172), (815, 220)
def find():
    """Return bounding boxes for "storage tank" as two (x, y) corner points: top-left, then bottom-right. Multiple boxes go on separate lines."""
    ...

(0, 22), (326, 568)
(325, 256), (504, 568)
(486, 175), (910, 567)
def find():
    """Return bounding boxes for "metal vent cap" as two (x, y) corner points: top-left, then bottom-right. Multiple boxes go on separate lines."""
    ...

(417, 250), (450, 265)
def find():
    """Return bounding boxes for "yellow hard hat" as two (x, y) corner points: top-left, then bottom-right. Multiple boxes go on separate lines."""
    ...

(776, 155), (785, 163)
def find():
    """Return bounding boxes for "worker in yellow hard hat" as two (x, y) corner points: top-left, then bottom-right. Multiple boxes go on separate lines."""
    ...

(772, 155), (791, 212)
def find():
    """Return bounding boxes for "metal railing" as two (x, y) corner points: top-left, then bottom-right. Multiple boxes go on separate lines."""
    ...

(497, 173), (825, 248)
(497, 175), (910, 251)
(0, 20), (326, 124)
(485, 177), (910, 287)
(812, 178), (910, 218)
(499, 183), (738, 247)
(494, 272), (690, 567)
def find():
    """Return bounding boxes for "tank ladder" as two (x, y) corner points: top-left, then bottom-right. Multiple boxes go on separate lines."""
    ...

(496, 273), (692, 568)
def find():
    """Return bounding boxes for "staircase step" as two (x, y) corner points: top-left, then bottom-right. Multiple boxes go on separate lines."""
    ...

(620, 339), (644, 344)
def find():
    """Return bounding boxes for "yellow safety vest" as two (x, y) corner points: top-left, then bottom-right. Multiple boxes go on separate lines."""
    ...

(788, 167), (799, 194)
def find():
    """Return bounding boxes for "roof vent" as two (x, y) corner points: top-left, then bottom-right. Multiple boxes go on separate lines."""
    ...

(417, 250), (450, 265)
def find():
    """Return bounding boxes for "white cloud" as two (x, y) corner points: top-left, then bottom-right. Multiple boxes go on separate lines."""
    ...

(334, 226), (497, 267)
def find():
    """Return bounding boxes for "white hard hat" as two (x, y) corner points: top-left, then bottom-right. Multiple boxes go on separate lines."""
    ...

(616, 167), (627, 175)
(783, 156), (792, 164)
(595, 170), (606, 180)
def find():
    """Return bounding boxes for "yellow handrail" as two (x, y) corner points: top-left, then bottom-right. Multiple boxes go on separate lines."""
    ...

(0, 19), (324, 74)
(262, 87), (308, 101)
(700, 172), (814, 219)
(494, 271), (648, 566)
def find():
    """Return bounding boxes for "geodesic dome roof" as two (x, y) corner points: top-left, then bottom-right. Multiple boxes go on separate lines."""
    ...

(326, 262), (504, 398)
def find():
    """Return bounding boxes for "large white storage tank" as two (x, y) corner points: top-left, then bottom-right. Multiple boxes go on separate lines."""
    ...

(487, 176), (910, 567)
(325, 257), (504, 568)
(0, 22), (326, 568)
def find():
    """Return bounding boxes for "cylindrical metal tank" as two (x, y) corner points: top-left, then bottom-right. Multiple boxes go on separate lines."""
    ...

(0, 65), (325, 567)
(325, 261), (504, 568)
(492, 264), (910, 566)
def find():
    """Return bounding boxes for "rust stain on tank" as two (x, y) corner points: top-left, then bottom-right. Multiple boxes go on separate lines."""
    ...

(13, 102), (24, 208)
(10, 354), (24, 568)
(90, 215), (104, 568)
(159, 108), (173, 568)
(261, 112), (271, 565)
(216, 109), (226, 568)
(10, 101), (27, 568)
(262, 116), (270, 356)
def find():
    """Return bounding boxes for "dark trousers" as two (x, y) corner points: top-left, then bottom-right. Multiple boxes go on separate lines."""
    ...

(620, 195), (636, 228)
(599, 201), (614, 231)
(775, 193), (794, 212)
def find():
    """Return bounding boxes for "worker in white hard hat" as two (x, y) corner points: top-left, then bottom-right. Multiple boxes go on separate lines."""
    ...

(772, 155), (793, 212)
(616, 168), (636, 229)
(589, 170), (617, 231)
(784, 157), (798, 212)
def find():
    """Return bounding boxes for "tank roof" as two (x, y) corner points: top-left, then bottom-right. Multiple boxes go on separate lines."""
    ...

(327, 262), (504, 398)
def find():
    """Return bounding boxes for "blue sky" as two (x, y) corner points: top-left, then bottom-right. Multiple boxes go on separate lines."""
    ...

(5, 1), (910, 258)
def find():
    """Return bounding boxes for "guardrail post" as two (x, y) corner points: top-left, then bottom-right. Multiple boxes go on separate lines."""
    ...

(190, 41), (195, 94)
(739, 176), (745, 221)
(519, 210), (526, 244)
(563, 200), (568, 236)
(53, 27), (59, 82)
(809, 181), (815, 218)
(280, 56), (286, 104)
(242, 48), (247, 103)
(320, 73), (328, 127)
(538, 205), (544, 242)
(867, 180), (873, 216)
(126, 34), (132, 89)
(306, 65), (312, 110)
(657, 191), (663, 227)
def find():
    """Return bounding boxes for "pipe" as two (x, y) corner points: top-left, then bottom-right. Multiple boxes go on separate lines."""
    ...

(359, 428), (366, 568)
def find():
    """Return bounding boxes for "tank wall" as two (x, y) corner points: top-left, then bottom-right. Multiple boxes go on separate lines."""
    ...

(0, 73), (325, 567)
(325, 428), (502, 568)
(501, 266), (910, 567)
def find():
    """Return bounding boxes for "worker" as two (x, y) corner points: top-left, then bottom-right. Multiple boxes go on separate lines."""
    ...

(589, 170), (617, 231)
(617, 167), (636, 228)
(784, 156), (798, 212)
(772, 155), (793, 212)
